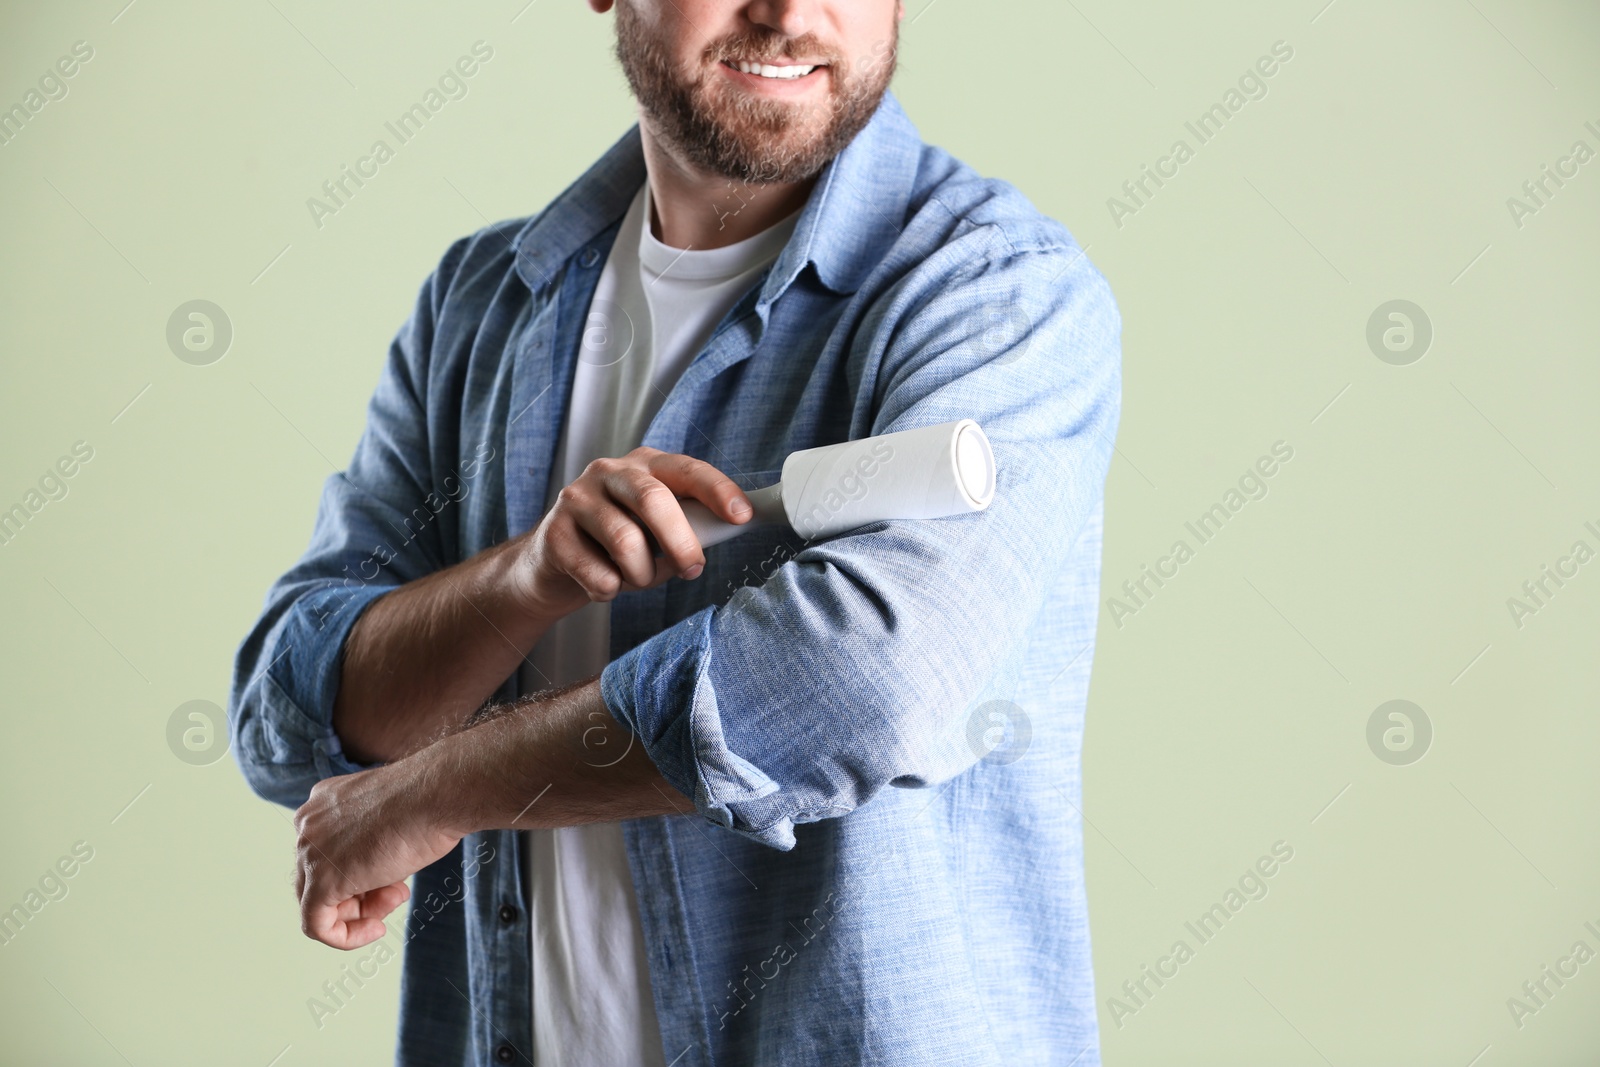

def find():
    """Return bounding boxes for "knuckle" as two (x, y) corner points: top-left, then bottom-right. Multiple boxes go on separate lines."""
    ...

(547, 521), (578, 553)
(576, 564), (612, 598)
(635, 481), (675, 508)
(601, 514), (644, 550)
(660, 453), (697, 476)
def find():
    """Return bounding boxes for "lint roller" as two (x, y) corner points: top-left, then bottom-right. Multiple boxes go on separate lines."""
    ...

(679, 419), (996, 549)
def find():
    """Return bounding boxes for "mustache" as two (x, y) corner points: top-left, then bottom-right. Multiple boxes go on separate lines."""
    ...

(703, 29), (841, 67)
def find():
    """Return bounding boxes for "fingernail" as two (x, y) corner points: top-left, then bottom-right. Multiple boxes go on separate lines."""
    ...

(731, 500), (752, 520)
(684, 564), (703, 580)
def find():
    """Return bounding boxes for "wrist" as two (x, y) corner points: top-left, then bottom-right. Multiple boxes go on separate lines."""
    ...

(491, 531), (563, 629)
(392, 735), (483, 841)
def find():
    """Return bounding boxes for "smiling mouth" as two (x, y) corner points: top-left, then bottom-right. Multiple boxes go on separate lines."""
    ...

(721, 59), (824, 81)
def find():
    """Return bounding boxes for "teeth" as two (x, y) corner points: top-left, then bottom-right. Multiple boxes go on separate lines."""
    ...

(732, 60), (816, 79)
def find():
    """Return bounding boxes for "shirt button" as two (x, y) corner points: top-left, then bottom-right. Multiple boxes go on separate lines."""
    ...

(579, 248), (600, 268)
(495, 1043), (516, 1063)
(499, 904), (519, 924)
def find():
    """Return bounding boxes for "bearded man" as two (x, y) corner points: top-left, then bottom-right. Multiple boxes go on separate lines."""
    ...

(229, 1), (1121, 1064)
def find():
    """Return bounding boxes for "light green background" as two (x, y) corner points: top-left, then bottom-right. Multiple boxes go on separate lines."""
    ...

(2, 0), (1597, 1063)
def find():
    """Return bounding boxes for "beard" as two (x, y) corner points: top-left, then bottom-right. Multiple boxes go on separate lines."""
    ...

(612, 3), (898, 185)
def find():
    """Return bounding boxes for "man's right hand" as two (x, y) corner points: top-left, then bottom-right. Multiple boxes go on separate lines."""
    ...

(513, 448), (754, 620)
(332, 448), (751, 765)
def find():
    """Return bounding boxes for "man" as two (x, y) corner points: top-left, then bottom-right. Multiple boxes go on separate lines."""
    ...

(228, 0), (1121, 1063)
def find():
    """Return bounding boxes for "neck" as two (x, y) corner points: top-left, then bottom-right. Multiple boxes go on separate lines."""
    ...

(639, 120), (817, 251)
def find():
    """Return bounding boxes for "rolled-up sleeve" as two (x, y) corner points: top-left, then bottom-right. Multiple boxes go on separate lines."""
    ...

(228, 238), (468, 809)
(601, 238), (1122, 849)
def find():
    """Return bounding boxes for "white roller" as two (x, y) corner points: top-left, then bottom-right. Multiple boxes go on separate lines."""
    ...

(679, 419), (996, 549)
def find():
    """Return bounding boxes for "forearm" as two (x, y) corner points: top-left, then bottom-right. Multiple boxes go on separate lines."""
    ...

(423, 675), (692, 835)
(333, 534), (549, 764)
(292, 672), (691, 949)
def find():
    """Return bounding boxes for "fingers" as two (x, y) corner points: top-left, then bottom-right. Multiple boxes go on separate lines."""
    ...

(592, 453), (751, 566)
(644, 554), (678, 588)
(642, 452), (753, 527)
(549, 495), (638, 598)
(542, 512), (675, 603)
(568, 492), (661, 588)
(335, 881), (410, 924)
(304, 882), (410, 950)
(304, 901), (385, 950)
(597, 465), (708, 577)
(552, 452), (751, 600)
(362, 881), (411, 923)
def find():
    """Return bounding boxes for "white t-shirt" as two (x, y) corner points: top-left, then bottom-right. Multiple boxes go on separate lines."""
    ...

(519, 180), (799, 1066)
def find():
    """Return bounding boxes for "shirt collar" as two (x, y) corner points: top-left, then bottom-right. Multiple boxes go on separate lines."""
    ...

(512, 125), (646, 293)
(511, 90), (923, 301)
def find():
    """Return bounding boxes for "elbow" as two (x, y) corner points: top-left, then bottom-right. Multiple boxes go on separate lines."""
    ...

(693, 695), (963, 852)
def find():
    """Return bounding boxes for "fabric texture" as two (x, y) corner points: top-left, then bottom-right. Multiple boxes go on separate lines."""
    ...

(227, 91), (1121, 1067)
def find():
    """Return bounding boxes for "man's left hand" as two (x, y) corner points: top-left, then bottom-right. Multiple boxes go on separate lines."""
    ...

(293, 761), (461, 950)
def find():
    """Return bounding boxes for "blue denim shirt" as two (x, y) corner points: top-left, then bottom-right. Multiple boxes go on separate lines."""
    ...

(229, 91), (1120, 1067)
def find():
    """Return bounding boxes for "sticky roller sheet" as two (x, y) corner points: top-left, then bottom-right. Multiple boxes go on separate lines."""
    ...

(678, 419), (996, 548)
